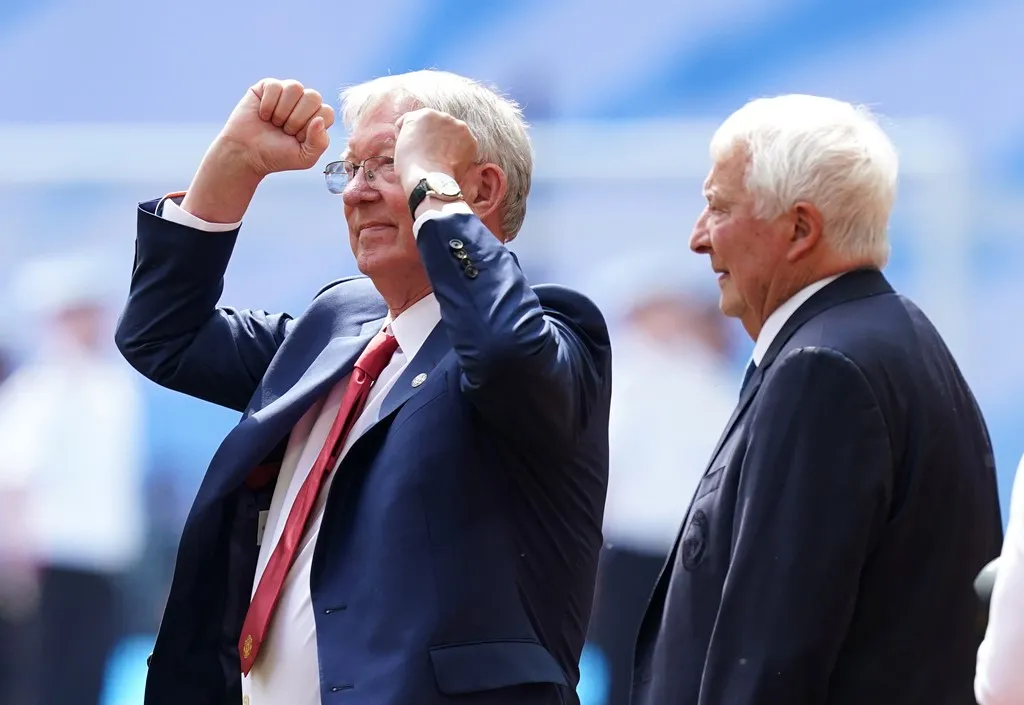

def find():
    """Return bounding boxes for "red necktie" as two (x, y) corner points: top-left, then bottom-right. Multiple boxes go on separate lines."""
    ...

(238, 330), (399, 674)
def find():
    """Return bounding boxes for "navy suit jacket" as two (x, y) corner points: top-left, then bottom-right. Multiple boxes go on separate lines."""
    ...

(115, 201), (611, 705)
(633, 269), (1003, 705)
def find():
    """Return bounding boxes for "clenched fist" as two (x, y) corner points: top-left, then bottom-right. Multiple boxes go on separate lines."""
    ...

(181, 78), (337, 223)
(219, 78), (336, 177)
(394, 108), (479, 196)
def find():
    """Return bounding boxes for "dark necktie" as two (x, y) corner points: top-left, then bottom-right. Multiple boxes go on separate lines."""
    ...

(739, 360), (757, 398)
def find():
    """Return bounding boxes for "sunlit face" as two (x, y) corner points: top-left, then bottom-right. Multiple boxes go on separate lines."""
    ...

(340, 100), (424, 283)
(689, 150), (791, 330)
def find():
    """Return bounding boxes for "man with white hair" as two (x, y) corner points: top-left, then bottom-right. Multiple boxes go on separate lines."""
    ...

(115, 71), (611, 705)
(632, 94), (1003, 705)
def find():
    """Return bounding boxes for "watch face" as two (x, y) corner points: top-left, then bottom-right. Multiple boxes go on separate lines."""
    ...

(426, 172), (462, 197)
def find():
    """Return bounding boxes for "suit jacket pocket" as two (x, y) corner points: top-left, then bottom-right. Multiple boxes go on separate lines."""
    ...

(428, 639), (568, 695)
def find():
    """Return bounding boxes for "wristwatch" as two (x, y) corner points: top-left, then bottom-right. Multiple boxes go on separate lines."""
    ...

(408, 172), (463, 218)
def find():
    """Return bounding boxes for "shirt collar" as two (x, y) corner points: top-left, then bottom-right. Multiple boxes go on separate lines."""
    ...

(383, 293), (441, 360)
(751, 274), (842, 366)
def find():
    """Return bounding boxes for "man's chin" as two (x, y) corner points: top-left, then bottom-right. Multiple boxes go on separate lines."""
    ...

(357, 250), (409, 279)
(719, 296), (743, 320)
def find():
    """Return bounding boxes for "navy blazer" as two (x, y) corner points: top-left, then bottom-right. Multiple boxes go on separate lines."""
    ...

(115, 201), (612, 705)
(633, 269), (1003, 705)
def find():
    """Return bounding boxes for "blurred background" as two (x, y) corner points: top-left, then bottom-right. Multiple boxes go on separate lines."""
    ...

(0, 0), (1021, 703)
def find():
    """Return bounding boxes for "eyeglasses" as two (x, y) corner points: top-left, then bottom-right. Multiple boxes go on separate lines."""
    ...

(323, 156), (396, 194)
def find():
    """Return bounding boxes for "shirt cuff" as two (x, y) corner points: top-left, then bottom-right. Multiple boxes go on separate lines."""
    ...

(160, 196), (242, 233)
(412, 200), (474, 239)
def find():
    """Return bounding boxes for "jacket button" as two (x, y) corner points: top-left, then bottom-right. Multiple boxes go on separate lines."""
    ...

(448, 239), (464, 250)
(464, 266), (479, 279)
(454, 249), (468, 260)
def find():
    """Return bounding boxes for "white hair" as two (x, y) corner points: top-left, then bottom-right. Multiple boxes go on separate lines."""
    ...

(339, 70), (533, 240)
(710, 94), (898, 267)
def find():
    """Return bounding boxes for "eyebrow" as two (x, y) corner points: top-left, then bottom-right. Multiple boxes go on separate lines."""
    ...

(341, 136), (396, 161)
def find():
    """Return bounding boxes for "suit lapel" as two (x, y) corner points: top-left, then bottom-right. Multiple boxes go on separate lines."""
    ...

(703, 269), (894, 468)
(378, 322), (451, 421)
(760, 268), (893, 369)
(642, 269), (897, 644)
(704, 368), (763, 468)
(198, 318), (386, 503)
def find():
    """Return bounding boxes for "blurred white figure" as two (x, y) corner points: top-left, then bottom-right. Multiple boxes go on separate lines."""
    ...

(0, 254), (145, 705)
(976, 454), (1024, 705)
(582, 253), (738, 705)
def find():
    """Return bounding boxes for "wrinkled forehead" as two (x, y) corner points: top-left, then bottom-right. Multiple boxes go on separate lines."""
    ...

(704, 150), (749, 197)
(341, 130), (395, 161)
(341, 99), (405, 160)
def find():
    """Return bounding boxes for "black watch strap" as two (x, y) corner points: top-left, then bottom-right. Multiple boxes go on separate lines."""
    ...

(408, 178), (431, 219)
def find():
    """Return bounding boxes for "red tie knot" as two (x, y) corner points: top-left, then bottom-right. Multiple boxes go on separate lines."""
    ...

(355, 331), (399, 382)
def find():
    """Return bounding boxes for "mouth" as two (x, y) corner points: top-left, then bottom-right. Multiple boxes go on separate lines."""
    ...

(358, 222), (396, 235)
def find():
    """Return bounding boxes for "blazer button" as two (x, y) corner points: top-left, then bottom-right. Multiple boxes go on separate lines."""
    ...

(448, 239), (464, 250)
(454, 249), (468, 260)
(464, 266), (479, 279)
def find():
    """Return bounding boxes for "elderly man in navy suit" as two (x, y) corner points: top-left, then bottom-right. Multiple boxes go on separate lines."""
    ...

(115, 70), (611, 705)
(632, 94), (1003, 705)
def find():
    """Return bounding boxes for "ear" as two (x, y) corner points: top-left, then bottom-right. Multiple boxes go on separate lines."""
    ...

(462, 162), (507, 224)
(786, 201), (824, 262)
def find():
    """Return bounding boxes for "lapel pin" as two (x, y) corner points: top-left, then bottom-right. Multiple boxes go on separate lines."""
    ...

(411, 373), (427, 388)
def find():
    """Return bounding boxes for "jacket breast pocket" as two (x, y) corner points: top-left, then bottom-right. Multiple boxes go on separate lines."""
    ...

(680, 466), (725, 572)
(428, 640), (568, 695)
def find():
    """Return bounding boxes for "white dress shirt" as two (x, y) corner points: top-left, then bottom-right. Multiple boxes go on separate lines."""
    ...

(750, 274), (841, 366)
(976, 454), (1024, 705)
(159, 200), (458, 704)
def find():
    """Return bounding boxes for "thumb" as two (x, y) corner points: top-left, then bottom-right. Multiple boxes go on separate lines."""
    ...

(302, 116), (330, 159)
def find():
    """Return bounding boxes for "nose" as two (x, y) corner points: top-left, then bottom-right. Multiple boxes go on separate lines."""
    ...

(341, 169), (380, 207)
(690, 209), (712, 254)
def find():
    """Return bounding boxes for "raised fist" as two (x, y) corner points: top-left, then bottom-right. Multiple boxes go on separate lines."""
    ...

(394, 108), (479, 195)
(218, 78), (336, 177)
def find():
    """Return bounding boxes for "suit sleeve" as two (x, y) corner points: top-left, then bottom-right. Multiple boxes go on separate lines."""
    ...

(415, 212), (609, 451)
(114, 199), (294, 412)
(975, 455), (1024, 705)
(699, 347), (892, 705)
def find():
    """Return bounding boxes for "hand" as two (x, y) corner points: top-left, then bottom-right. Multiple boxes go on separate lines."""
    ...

(217, 78), (336, 178)
(394, 108), (479, 196)
(180, 78), (336, 223)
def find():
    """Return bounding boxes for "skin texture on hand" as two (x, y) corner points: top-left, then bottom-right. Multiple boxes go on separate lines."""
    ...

(393, 107), (479, 198)
(180, 78), (336, 224)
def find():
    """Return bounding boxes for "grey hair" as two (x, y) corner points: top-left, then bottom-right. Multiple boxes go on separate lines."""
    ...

(339, 70), (533, 241)
(710, 94), (899, 267)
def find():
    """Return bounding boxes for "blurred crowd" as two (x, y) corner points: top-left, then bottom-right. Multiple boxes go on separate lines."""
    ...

(0, 256), (149, 705)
